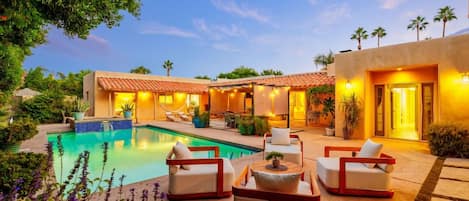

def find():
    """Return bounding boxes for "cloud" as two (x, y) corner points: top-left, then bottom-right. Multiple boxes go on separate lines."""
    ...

(379, 0), (406, 9)
(193, 18), (246, 40)
(211, 0), (269, 23)
(308, 0), (318, 6)
(140, 23), (199, 38)
(212, 43), (240, 52)
(44, 30), (112, 59)
(317, 3), (351, 25)
(400, 9), (424, 19)
(88, 34), (109, 46)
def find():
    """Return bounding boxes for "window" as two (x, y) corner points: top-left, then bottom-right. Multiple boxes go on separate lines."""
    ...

(159, 94), (173, 104)
(186, 94), (200, 107)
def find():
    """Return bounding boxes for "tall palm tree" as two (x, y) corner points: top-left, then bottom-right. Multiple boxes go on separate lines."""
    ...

(433, 6), (457, 37)
(313, 50), (334, 70)
(162, 60), (173, 77)
(350, 27), (368, 50)
(407, 16), (429, 41)
(371, 27), (387, 47)
(130, 66), (151, 74)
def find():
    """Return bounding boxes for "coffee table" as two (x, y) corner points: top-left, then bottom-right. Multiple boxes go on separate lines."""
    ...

(251, 160), (303, 175)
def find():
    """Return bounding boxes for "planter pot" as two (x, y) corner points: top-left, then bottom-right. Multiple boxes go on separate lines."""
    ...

(193, 117), (204, 128)
(272, 159), (280, 168)
(343, 127), (352, 140)
(123, 111), (132, 119)
(73, 112), (85, 121)
(325, 128), (335, 136)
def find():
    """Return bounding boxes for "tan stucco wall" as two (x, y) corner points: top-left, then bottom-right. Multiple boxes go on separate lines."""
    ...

(82, 72), (95, 116)
(335, 34), (469, 139)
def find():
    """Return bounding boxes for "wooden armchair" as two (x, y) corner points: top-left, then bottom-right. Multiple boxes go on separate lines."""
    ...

(166, 146), (234, 200)
(232, 166), (320, 201)
(317, 146), (396, 198)
(263, 133), (304, 166)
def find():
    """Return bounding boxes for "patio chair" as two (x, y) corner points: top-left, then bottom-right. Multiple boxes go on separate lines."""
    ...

(263, 128), (304, 166)
(166, 142), (234, 200)
(177, 112), (190, 121)
(316, 139), (396, 198)
(232, 166), (320, 201)
(166, 112), (178, 121)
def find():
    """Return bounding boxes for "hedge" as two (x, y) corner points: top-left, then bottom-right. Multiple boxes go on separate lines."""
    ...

(427, 123), (469, 158)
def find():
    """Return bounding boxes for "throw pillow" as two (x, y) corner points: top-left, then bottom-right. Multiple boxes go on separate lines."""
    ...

(271, 128), (290, 145)
(252, 171), (301, 193)
(173, 141), (192, 170)
(357, 139), (383, 168)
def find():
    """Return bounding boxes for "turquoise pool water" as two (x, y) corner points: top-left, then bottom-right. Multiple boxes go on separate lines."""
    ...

(47, 126), (256, 186)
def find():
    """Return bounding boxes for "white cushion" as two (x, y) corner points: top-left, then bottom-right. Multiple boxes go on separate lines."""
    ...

(169, 158), (234, 195)
(252, 171), (301, 193)
(264, 143), (302, 165)
(172, 141), (192, 170)
(316, 157), (391, 191)
(377, 163), (394, 173)
(266, 137), (298, 144)
(271, 128), (290, 145)
(357, 139), (383, 168)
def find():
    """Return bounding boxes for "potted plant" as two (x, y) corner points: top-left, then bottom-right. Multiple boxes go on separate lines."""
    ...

(200, 112), (210, 128)
(340, 93), (361, 139)
(192, 106), (204, 128)
(121, 102), (135, 119)
(72, 98), (90, 121)
(322, 97), (335, 136)
(265, 151), (284, 168)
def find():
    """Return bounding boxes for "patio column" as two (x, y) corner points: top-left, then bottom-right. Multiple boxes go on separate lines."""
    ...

(108, 92), (112, 117)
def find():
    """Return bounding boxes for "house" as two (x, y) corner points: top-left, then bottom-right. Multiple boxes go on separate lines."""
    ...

(334, 33), (469, 140)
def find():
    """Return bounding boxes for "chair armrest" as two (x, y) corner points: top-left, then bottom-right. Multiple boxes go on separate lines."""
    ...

(338, 156), (396, 193)
(264, 133), (300, 139)
(324, 146), (361, 157)
(189, 146), (220, 157)
(233, 166), (249, 187)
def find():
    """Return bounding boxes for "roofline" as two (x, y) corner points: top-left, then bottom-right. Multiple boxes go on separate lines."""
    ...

(93, 70), (211, 84)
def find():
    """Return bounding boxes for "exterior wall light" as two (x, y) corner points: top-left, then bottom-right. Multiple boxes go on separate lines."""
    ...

(345, 80), (352, 89)
(463, 73), (469, 83)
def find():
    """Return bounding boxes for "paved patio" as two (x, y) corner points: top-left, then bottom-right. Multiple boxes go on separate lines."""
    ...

(20, 121), (468, 200)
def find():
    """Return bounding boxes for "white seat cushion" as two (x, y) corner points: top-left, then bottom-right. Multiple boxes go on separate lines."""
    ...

(169, 158), (234, 195)
(264, 143), (302, 165)
(271, 128), (291, 145)
(357, 139), (383, 168)
(316, 157), (391, 191)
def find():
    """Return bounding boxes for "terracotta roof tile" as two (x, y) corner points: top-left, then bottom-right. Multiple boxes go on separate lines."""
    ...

(98, 77), (208, 93)
(209, 72), (334, 89)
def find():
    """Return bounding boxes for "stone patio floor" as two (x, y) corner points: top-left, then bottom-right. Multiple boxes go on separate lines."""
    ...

(20, 122), (469, 201)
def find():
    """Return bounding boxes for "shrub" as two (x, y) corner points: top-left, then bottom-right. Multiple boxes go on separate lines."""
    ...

(0, 152), (48, 198)
(427, 123), (469, 158)
(16, 92), (66, 123)
(254, 116), (269, 136)
(200, 112), (210, 128)
(0, 118), (38, 146)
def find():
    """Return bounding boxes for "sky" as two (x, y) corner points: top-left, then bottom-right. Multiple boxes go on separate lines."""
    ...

(24, 0), (469, 78)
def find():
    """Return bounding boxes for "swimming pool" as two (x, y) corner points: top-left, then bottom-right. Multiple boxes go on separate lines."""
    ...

(47, 126), (257, 186)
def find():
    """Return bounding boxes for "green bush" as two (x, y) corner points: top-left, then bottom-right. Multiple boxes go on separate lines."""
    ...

(16, 92), (66, 123)
(254, 116), (270, 136)
(428, 123), (469, 158)
(238, 116), (255, 135)
(0, 118), (38, 146)
(200, 112), (210, 128)
(0, 152), (48, 197)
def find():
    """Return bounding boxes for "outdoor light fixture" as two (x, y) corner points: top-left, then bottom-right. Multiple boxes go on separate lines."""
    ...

(397, 67), (403, 71)
(345, 80), (352, 89)
(463, 73), (469, 83)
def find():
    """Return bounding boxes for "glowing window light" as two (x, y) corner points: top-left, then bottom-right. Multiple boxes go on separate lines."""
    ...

(345, 80), (352, 89)
(463, 73), (469, 83)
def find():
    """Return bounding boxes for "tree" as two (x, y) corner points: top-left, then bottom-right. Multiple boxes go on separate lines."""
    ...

(195, 75), (211, 80)
(350, 27), (368, 50)
(130, 66), (151, 74)
(313, 50), (334, 70)
(0, 0), (141, 122)
(260, 69), (283, 76)
(217, 66), (259, 79)
(434, 6), (457, 37)
(407, 16), (429, 41)
(60, 70), (92, 97)
(371, 27), (387, 47)
(162, 60), (173, 76)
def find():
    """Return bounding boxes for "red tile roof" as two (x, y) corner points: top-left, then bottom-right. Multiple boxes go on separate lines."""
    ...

(209, 72), (334, 89)
(98, 77), (208, 93)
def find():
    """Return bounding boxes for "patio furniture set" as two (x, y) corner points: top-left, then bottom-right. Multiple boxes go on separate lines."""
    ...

(165, 128), (396, 200)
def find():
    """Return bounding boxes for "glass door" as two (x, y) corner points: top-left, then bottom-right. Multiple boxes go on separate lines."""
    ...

(422, 83), (434, 140)
(375, 85), (385, 136)
(390, 85), (418, 140)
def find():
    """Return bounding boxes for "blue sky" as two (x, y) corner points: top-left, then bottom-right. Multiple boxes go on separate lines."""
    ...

(24, 0), (469, 78)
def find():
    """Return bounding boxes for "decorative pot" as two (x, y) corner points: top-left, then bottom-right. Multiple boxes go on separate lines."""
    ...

(272, 159), (280, 168)
(343, 127), (352, 140)
(325, 128), (335, 136)
(73, 112), (85, 121)
(123, 111), (132, 119)
(193, 117), (204, 128)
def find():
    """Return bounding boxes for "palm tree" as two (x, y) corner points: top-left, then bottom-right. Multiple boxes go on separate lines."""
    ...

(130, 66), (151, 74)
(350, 27), (368, 50)
(433, 6), (457, 37)
(162, 60), (173, 77)
(407, 16), (429, 41)
(313, 50), (334, 70)
(371, 27), (387, 47)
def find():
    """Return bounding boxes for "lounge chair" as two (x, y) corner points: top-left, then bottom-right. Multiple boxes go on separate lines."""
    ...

(316, 139), (396, 198)
(177, 112), (190, 121)
(263, 128), (304, 166)
(232, 166), (320, 201)
(166, 143), (234, 200)
(166, 112), (178, 121)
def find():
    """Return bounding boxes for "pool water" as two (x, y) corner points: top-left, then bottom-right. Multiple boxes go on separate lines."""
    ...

(47, 126), (256, 186)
